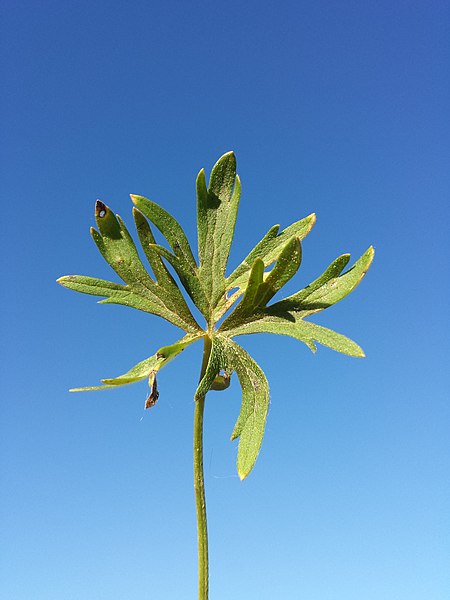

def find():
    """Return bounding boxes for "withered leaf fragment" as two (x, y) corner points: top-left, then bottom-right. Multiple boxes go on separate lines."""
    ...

(145, 371), (159, 409)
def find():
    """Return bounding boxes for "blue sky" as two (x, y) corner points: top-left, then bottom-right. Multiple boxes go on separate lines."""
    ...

(1, 1), (449, 598)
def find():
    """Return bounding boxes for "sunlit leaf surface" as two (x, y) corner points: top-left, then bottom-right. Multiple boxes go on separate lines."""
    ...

(58, 152), (373, 478)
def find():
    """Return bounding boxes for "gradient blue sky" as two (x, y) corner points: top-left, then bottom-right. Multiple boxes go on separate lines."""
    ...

(1, 1), (449, 599)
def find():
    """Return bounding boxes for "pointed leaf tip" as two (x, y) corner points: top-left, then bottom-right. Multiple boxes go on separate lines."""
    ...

(196, 151), (240, 306)
(95, 200), (108, 218)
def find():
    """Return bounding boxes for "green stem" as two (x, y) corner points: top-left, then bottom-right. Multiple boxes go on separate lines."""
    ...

(194, 336), (212, 600)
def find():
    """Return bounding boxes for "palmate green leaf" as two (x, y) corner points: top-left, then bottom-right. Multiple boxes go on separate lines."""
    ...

(213, 213), (315, 321)
(196, 152), (241, 308)
(59, 151), (374, 487)
(195, 335), (269, 480)
(70, 334), (201, 392)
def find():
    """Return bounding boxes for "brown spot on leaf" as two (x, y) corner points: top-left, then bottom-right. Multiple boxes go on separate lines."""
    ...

(95, 200), (107, 218)
(251, 378), (260, 392)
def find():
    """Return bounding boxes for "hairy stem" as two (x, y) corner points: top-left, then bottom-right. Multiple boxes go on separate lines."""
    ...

(194, 336), (212, 600)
